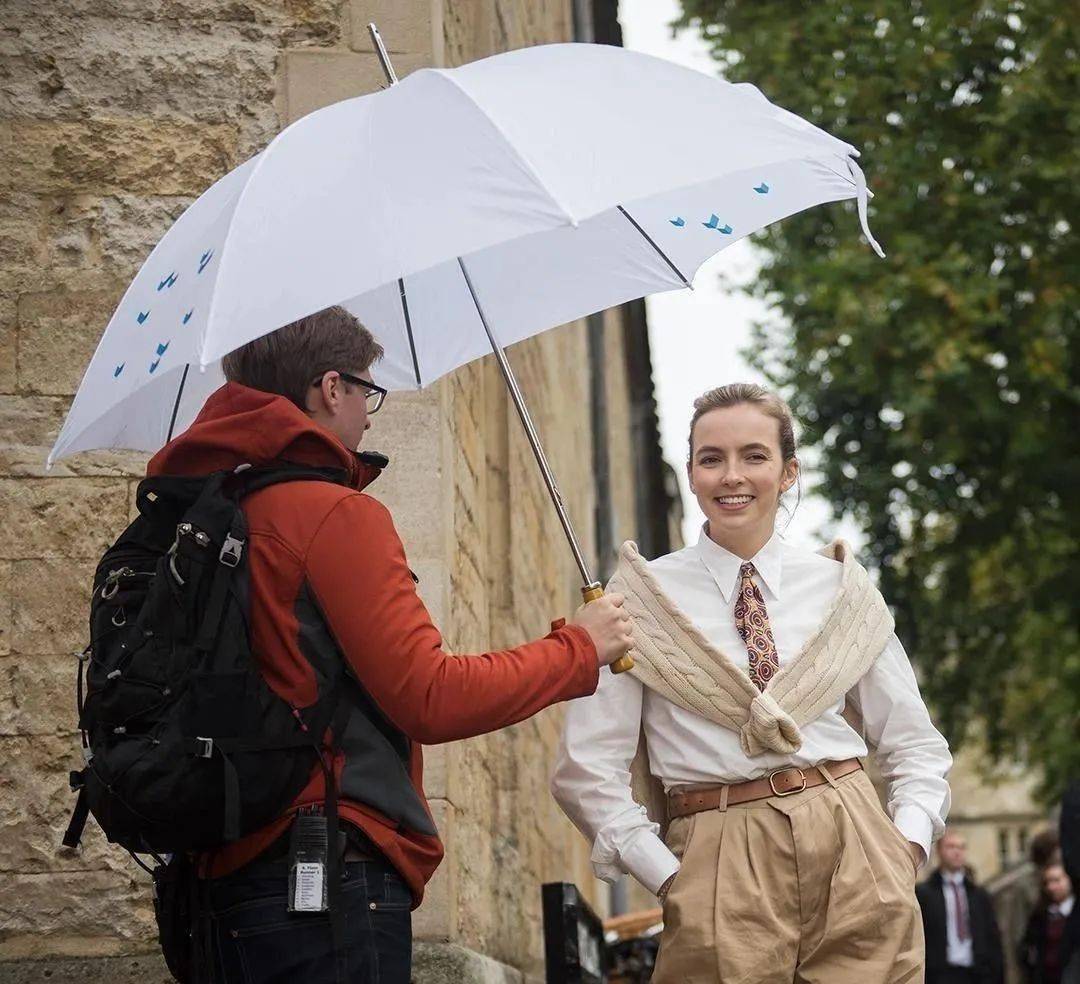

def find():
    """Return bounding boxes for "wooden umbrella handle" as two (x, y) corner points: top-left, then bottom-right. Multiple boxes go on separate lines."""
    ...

(581, 583), (635, 673)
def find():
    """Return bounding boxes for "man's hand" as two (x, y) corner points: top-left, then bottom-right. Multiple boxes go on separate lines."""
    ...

(906, 841), (926, 875)
(571, 593), (633, 668)
(656, 872), (677, 905)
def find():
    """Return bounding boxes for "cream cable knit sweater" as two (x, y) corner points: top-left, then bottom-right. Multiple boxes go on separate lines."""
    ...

(607, 538), (895, 758)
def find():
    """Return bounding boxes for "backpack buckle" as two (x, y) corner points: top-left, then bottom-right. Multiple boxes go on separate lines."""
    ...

(219, 534), (244, 567)
(194, 737), (214, 758)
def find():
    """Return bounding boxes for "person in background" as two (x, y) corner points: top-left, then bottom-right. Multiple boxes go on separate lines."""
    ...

(916, 828), (1005, 984)
(1060, 781), (1080, 984)
(1019, 864), (1076, 984)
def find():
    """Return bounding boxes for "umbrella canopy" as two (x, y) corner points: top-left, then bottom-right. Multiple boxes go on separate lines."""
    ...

(49, 42), (882, 466)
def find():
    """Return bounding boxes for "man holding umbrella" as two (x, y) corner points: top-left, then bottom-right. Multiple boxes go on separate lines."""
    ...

(49, 38), (894, 984)
(148, 303), (633, 982)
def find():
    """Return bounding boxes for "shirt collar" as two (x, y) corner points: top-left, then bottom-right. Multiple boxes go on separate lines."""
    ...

(942, 870), (966, 886)
(695, 525), (784, 604)
(1052, 896), (1075, 917)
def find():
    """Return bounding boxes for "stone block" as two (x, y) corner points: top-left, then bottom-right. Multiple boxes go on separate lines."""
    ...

(0, 479), (130, 560)
(0, 9), (284, 148)
(0, 292), (16, 394)
(0, 562), (11, 655)
(348, 0), (442, 61)
(0, 870), (157, 958)
(413, 942), (524, 984)
(0, 953), (171, 983)
(0, 194), (47, 278)
(0, 734), (124, 874)
(281, 49), (431, 123)
(422, 738), (467, 807)
(15, 282), (128, 396)
(83, 194), (192, 281)
(0, 652), (81, 737)
(0, 396), (147, 478)
(368, 389), (447, 561)
(414, 798), (457, 942)
(10, 558), (96, 655)
(0, 119), (240, 197)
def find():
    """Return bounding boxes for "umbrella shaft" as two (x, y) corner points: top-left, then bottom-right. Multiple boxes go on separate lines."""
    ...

(456, 258), (596, 588)
(370, 34), (596, 589)
(368, 24), (398, 85)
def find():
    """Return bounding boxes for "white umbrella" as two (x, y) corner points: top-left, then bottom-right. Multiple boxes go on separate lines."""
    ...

(49, 34), (884, 603)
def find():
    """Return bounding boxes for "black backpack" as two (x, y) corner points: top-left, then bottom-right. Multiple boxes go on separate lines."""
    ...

(63, 461), (360, 856)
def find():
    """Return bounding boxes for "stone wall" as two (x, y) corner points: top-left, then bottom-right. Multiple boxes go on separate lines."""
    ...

(0, 0), (671, 979)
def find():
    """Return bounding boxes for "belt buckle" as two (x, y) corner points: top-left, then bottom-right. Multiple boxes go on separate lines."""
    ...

(768, 767), (806, 797)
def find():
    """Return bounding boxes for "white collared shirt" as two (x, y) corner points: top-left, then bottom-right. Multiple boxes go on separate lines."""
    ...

(551, 528), (953, 894)
(942, 870), (975, 966)
(1051, 895), (1076, 919)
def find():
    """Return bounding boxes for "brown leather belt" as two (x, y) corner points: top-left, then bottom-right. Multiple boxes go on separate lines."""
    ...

(668, 758), (863, 819)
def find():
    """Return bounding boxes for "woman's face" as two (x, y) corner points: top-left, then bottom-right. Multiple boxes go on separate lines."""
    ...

(687, 404), (798, 549)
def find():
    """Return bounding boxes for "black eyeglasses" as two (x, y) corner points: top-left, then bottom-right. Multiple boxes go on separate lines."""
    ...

(311, 371), (388, 414)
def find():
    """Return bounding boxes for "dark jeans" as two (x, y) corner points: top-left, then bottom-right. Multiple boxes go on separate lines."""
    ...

(205, 856), (412, 983)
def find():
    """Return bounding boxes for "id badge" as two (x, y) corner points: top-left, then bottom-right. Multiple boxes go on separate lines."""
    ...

(288, 860), (327, 913)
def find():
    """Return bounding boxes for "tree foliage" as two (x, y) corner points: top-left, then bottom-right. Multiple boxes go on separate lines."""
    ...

(675, 0), (1079, 798)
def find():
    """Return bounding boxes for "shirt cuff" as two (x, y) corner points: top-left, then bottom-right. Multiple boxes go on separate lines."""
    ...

(893, 803), (934, 861)
(591, 826), (681, 896)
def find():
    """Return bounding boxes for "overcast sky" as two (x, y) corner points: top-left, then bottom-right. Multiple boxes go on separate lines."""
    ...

(618, 0), (864, 552)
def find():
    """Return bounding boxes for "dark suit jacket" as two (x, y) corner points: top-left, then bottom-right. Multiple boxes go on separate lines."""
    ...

(916, 869), (1005, 984)
(1019, 904), (1073, 984)
(1060, 781), (1080, 975)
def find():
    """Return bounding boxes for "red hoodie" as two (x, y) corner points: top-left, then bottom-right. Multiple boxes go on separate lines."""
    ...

(147, 383), (599, 906)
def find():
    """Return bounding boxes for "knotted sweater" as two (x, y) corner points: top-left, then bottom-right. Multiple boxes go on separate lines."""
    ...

(606, 538), (895, 826)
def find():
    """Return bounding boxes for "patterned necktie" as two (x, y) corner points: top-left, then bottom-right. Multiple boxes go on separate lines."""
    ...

(734, 562), (780, 691)
(950, 881), (970, 941)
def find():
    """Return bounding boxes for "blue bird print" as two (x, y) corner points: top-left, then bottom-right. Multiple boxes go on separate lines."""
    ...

(113, 363), (125, 378)
(157, 272), (178, 291)
(137, 310), (150, 325)
(754, 182), (770, 194)
(149, 358), (161, 374)
(703, 215), (734, 234)
(669, 217), (686, 227)
(156, 341), (170, 357)
(182, 309), (193, 324)
(198, 249), (214, 274)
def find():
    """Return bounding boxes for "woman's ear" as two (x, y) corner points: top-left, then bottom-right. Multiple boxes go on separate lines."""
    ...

(781, 457), (800, 493)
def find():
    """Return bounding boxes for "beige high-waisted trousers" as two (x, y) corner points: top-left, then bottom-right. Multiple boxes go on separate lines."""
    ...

(652, 766), (924, 984)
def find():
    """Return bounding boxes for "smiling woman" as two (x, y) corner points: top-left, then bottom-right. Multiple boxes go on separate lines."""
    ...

(551, 380), (954, 984)
(686, 383), (801, 560)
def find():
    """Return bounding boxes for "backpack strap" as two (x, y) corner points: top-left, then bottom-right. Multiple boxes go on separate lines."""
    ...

(323, 697), (353, 984)
(192, 464), (347, 654)
(62, 783), (90, 849)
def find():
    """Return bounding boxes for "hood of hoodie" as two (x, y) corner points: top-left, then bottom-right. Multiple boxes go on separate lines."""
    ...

(147, 382), (382, 491)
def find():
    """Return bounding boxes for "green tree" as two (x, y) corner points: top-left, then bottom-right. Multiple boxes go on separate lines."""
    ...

(675, 0), (1079, 798)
